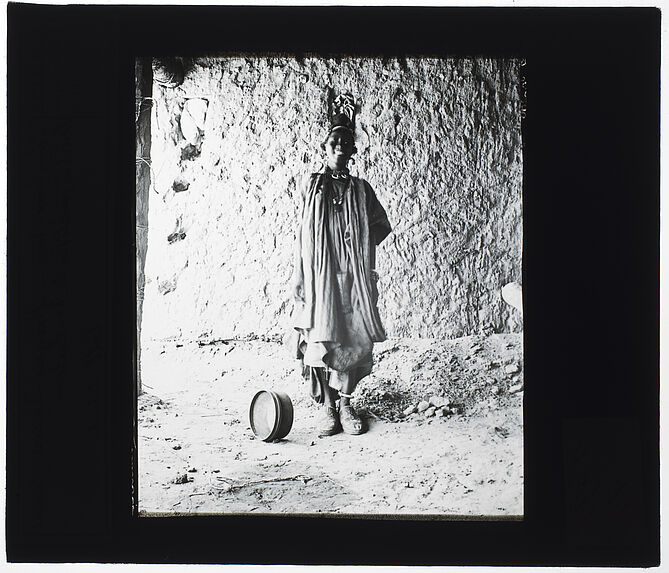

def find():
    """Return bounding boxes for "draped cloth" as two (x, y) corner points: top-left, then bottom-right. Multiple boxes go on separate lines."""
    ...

(291, 172), (391, 401)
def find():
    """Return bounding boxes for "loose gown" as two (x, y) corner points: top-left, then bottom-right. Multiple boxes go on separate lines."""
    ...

(292, 171), (392, 402)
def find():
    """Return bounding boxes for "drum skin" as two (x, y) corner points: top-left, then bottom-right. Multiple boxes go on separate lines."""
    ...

(249, 390), (294, 442)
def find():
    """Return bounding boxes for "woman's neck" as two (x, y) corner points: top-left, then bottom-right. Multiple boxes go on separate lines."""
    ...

(327, 161), (348, 171)
(326, 165), (349, 175)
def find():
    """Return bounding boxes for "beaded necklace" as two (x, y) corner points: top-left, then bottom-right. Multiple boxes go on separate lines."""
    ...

(325, 168), (350, 213)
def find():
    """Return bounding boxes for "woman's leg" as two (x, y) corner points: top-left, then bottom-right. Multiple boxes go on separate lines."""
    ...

(337, 371), (365, 435)
(322, 381), (339, 408)
(312, 368), (341, 436)
(339, 375), (355, 407)
(311, 367), (339, 406)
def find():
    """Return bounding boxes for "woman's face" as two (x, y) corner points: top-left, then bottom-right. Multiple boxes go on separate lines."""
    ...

(324, 128), (354, 170)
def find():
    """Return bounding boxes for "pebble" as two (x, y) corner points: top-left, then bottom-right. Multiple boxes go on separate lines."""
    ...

(494, 426), (510, 438)
(403, 404), (417, 416)
(424, 406), (436, 417)
(505, 363), (520, 374)
(491, 385), (499, 394)
(509, 383), (523, 394)
(173, 179), (190, 193)
(417, 400), (430, 413)
(437, 408), (448, 417)
(429, 395), (450, 408)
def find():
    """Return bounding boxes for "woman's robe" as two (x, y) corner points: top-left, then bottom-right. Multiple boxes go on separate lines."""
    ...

(291, 172), (391, 398)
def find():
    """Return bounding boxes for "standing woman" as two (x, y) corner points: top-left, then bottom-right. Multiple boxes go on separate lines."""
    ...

(292, 94), (392, 437)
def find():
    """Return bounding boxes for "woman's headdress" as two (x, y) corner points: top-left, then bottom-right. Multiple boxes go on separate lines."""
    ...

(329, 92), (356, 135)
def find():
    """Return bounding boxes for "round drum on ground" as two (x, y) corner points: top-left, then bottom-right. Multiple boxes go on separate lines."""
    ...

(249, 390), (294, 442)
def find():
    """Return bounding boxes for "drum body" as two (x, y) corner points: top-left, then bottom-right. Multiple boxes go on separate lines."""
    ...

(249, 390), (294, 442)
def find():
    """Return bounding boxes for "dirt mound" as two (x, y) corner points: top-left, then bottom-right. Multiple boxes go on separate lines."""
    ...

(355, 334), (523, 420)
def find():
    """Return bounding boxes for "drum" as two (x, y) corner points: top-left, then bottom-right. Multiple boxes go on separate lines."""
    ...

(249, 390), (294, 442)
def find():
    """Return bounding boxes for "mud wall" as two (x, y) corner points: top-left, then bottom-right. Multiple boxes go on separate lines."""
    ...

(141, 57), (523, 342)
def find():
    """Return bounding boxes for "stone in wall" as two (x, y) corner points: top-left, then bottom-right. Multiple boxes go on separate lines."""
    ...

(141, 57), (523, 342)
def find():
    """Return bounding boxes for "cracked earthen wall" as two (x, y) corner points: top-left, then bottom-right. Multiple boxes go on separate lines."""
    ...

(141, 57), (523, 342)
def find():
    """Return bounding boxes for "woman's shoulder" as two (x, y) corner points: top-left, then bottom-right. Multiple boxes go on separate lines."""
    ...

(351, 175), (375, 197)
(351, 175), (372, 187)
(297, 173), (324, 199)
(300, 172), (322, 187)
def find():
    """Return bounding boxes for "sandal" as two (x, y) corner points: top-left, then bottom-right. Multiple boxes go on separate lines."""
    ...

(339, 403), (365, 435)
(317, 405), (341, 437)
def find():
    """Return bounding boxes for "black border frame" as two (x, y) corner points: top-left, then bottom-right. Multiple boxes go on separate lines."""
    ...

(7, 5), (660, 566)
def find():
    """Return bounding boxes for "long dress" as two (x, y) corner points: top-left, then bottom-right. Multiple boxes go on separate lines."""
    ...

(292, 171), (392, 402)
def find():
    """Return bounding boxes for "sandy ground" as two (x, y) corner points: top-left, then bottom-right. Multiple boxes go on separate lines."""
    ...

(138, 334), (523, 517)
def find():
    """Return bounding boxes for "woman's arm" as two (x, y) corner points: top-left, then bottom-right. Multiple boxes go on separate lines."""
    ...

(365, 181), (392, 245)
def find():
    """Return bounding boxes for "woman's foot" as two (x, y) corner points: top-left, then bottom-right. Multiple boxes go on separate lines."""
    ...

(339, 404), (365, 435)
(317, 405), (341, 437)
